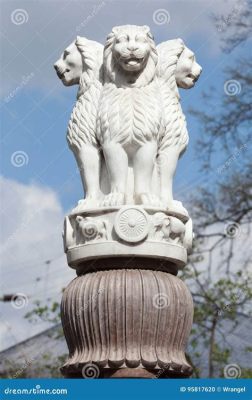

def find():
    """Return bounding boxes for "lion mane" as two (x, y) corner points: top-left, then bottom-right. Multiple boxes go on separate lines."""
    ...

(67, 37), (103, 152)
(97, 25), (163, 146)
(157, 39), (189, 155)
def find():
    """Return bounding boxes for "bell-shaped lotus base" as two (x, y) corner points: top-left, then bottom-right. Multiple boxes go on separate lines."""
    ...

(61, 266), (193, 378)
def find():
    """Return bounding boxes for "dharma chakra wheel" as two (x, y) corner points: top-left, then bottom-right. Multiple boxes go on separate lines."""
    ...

(114, 207), (149, 243)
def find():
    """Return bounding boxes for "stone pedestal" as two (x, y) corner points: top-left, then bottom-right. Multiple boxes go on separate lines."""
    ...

(63, 206), (192, 272)
(60, 206), (194, 378)
(61, 268), (193, 378)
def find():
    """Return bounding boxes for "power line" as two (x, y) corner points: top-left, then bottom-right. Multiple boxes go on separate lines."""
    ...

(4, 254), (65, 279)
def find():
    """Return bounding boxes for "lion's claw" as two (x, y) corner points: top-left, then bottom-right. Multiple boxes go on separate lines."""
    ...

(167, 200), (189, 216)
(137, 193), (162, 207)
(71, 196), (100, 213)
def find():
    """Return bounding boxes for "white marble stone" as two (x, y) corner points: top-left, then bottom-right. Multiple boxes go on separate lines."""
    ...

(54, 26), (202, 214)
(55, 25), (201, 267)
(63, 206), (192, 272)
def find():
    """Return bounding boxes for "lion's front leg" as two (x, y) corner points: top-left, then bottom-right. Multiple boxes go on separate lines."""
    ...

(101, 143), (128, 207)
(74, 145), (102, 210)
(158, 148), (187, 215)
(157, 149), (176, 207)
(133, 141), (161, 206)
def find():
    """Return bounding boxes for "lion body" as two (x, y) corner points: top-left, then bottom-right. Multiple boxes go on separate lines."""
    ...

(66, 38), (103, 153)
(98, 27), (188, 158)
(157, 39), (189, 155)
(98, 80), (188, 156)
(158, 83), (188, 154)
(67, 80), (101, 151)
(97, 79), (162, 146)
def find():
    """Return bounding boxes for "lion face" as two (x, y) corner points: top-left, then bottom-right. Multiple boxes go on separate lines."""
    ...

(54, 42), (82, 86)
(175, 48), (202, 89)
(112, 26), (152, 73)
(104, 25), (158, 87)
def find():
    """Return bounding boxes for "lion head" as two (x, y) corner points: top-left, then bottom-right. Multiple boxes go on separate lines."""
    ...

(103, 25), (158, 87)
(175, 47), (202, 89)
(54, 41), (82, 86)
(54, 36), (103, 89)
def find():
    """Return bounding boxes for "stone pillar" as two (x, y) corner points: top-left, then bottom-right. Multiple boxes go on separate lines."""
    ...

(54, 24), (202, 379)
(60, 207), (194, 378)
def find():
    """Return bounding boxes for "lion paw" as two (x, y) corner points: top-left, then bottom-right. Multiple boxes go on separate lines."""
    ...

(167, 200), (189, 217)
(137, 193), (162, 207)
(72, 196), (100, 213)
(101, 192), (125, 207)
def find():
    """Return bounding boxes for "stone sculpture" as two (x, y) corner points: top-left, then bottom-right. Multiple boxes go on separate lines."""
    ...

(54, 37), (103, 208)
(55, 24), (201, 378)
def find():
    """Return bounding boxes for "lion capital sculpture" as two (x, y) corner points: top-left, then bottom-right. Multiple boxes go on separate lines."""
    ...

(54, 25), (201, 212)
(57, 25), (200, 379)
(54, 37), (104, 209)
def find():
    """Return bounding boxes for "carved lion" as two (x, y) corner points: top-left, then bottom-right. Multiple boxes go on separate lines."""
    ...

(54, 28), (201, 212)
(97, 25), (161, 207)
(175, 47), (202, 89)
(54, 36), (200, 91)
(155, 38), (201, 212)
(54, 37), (104, 209)
(54, 40), (83, 87)
(97, 25), (202, 209)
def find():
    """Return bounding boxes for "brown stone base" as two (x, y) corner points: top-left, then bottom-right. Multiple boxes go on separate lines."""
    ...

(61, 269), (194, 379)
(61, 365), (192, 379)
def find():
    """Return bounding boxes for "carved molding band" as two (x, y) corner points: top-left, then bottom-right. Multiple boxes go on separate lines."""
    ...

(63, 206), (193, 271)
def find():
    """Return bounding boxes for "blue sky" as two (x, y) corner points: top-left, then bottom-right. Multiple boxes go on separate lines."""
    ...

(0, 0), (250, 350)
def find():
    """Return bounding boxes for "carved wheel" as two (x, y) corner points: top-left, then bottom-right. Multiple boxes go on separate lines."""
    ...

(114, 207), (149, 243)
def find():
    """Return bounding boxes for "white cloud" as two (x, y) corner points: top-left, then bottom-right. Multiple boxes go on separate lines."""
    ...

(181, 220), (252, 289)
(0, 176), (75, 351)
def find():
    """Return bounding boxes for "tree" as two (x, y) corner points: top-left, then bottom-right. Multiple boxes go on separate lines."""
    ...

(182, 1), (252, 377)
